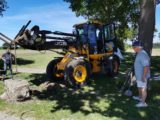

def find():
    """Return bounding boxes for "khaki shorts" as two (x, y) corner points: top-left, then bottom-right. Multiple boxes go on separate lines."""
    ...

(137, 80), (147, 88)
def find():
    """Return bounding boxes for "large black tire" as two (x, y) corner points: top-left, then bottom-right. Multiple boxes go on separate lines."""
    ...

(108, 56), (120, 77)
(64, 59), (91, 88)
(46, 58), (62, 81)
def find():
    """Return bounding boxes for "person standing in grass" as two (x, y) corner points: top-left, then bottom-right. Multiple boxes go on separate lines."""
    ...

(132, 40), (150, 108)
(1, 48), (15, 78)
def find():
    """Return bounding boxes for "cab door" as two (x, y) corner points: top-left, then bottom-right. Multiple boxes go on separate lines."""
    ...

(103, 23), (116, 52)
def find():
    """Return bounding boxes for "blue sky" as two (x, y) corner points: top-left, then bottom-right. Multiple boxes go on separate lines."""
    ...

(0, 0), (85, 46)
(0, 0), (160, 46)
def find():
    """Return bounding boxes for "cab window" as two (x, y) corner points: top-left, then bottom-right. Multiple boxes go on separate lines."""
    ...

(104, 24), (115, 41)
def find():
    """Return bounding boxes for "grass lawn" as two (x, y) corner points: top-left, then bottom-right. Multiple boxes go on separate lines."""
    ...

(0, 49), (160, 120)
(0, 49), (62, 69)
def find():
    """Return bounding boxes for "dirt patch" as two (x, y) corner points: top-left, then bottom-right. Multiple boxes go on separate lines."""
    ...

(0, 112), (20, 120)
(0, 112), (34, 120)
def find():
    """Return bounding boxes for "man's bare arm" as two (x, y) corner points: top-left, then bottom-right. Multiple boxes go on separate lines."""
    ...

(142, 66), (149, 81)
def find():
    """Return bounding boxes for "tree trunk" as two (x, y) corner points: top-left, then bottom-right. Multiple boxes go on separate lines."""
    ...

(138, 0), (156, 56)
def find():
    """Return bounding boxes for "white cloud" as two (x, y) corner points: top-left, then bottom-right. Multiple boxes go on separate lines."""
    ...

(0, 3), (85, 45)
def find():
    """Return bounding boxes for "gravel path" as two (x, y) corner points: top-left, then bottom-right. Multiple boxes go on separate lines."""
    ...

(0, 112), (34, 120)
(13, 67), (45, 74)
(0, 112), (19, 120)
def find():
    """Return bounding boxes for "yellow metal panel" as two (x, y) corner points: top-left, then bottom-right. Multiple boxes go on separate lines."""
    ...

(91, 60), (101, 73)
(89, 52), (113, 60)
(89, 52), (113, 73)
(57, 53), (72, 70)
(73, 20), (103, 28)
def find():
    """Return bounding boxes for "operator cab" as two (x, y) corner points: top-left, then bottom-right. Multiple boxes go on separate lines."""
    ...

(103, 23), (117, 52)
(74, 21), (116, 54)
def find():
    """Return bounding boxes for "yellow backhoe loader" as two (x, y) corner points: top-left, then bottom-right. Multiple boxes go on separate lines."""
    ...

(0, 20), (123, 87)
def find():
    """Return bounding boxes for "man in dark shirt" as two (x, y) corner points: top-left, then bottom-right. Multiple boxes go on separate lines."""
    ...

(1, 48), (14, 78)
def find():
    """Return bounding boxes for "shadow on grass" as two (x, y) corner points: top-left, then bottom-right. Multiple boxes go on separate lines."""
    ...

(0, 58), (34, 66)
(151, 56), (160, 73)
(0, 60), (3, 69)
(16, 58), (34, 66)
(28, 73), (46, 86)
(26, 52), (160, 120)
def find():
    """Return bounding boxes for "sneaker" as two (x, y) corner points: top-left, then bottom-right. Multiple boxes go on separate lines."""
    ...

(132, 96), (142, 101)
(136, 102), (148, 108)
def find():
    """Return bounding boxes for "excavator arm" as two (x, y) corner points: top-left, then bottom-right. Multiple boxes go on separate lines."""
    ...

(0, 20), (77, 51)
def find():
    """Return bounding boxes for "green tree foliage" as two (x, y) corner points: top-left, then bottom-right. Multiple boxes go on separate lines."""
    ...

(153, 43), (160, 48)
(2, 42), (18, 49)
(64, 0), (140, 50)
(2, 42), (10, 49)
(64, 0), (157, 55)
(65, 0), (139, 24)
(156, 0), (160, 4)
(0, 0), (7, 16)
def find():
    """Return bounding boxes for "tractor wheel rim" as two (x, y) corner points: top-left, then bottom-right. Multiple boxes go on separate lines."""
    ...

(73, 65), (87, 83)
